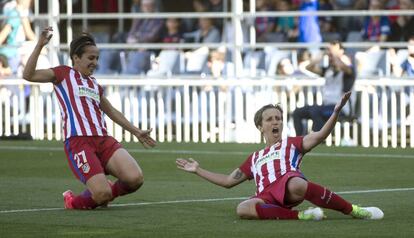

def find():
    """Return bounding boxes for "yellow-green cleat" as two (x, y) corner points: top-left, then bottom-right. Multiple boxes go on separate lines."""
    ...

(298, 207), (325, 221)
(351, 205), (384, 220)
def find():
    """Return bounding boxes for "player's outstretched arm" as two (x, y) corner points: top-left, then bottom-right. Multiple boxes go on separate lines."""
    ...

(176, 158), (247, 188)
(302, 91), (351, 152)
(100, 96), (156, 148)
(23, 26), (55, 83)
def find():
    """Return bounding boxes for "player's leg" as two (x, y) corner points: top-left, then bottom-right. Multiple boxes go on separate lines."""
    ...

(237, 196), (301, 220)
(63, 138), (112, 209)
(105, 148), (144, 198)
(286, 177), (353, 215)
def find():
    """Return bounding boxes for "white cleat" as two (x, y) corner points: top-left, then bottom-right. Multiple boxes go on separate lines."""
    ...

(351, 205), (384, 220)
(299, 207), (325, 221)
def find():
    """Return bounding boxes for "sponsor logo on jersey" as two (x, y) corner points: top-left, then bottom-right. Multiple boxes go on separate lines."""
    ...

(78, 86), (100, 102)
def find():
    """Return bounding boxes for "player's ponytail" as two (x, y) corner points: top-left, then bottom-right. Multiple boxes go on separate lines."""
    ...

(69, 32), (96, 61)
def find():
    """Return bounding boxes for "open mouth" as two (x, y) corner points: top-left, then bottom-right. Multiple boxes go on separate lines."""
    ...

(272, 128), (279, 134)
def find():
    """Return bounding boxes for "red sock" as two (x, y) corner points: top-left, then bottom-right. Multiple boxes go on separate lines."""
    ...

(71, 194), (98, 209)
(255, 203), (299, 220)
(110, 180), (135, 198)
(304, 182), (352, 214)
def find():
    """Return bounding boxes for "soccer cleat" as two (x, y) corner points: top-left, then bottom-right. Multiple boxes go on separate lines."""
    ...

(62, 190), (75, 209)
(298, 207), (325, 221)
(351, 205), (384, 220)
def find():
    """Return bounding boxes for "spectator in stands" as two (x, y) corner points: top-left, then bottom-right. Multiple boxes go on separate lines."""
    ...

(389, 0), (414, 42)
(207, 0), (224, 31)
(183, 17), (221, 43)
(298, 0), (322, 55)
(390, 36), (414, 77)
(124, 0), (164, 74)
(362, 0), (391, 42)
(330, 0), (366, 37)
(0, 0), (35, 73)
(161, 18), (184, 44)
(274, 0), (298, 42)
(293, 41), (355, 135)
(255, 0), (276, 42)
(182, 0), (209, 33)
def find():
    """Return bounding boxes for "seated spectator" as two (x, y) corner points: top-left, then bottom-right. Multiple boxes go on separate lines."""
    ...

(123, 0), (164, 74)
(293, 41), (355, 135)
(389, 0), (414, 42)
(182, 0), (209, 33)
(207, 0), (224, 31)
(254, 0), (276, 42)
(274, 0), (298, 42)
(331, 0), (365, 35)
(161, 18), (184, 44)
(362, 0), (391, 42)
(183, 17), (221, 43)
(390, 36), (414, 77)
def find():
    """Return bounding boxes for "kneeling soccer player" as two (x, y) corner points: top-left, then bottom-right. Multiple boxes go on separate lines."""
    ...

(176, 92), (383, 220)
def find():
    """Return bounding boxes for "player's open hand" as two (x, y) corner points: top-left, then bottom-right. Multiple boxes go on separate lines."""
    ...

(176, 158), (199, 173)
(37, 27), (53, 47)
(334, 91), (351, 113)
(134, 128), (156, 148)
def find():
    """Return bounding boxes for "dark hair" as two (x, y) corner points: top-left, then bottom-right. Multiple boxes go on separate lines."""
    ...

(254, 104), (283, 129)
(0, 54), (9, 68)
(329, 40), (344, 50)
(69, 32), (96, 61)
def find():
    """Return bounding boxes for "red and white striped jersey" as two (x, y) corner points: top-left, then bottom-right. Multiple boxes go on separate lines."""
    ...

(239, 137), (305, 194)
(52, 65), (108, 140)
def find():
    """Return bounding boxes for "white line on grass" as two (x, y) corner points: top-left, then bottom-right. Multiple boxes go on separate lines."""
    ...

(1, 145), (414, 159)
(1, 187), (413, 214)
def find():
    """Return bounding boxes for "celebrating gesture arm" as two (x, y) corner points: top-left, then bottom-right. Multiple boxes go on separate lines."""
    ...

(176, 158), (247, 188)
(100, 96), (156, 148)
(302, 91), (352, 152)
(23, 27), (55, 83)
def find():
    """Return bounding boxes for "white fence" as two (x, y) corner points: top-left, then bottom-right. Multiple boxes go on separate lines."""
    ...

(0, 78), (413, 148)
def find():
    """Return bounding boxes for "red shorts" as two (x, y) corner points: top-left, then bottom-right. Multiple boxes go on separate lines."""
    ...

(63, 136), (122, 184)
(254, 171), (306, 209)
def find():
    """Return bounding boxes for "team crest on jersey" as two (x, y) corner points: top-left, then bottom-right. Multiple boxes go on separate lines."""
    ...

(78, 86), (100, 102)
(82, 163), (91, 173)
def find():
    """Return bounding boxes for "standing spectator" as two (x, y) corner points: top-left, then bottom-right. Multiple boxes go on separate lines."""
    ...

(293, 41), (355, 135)
(182, 0), (209, 33)
(389, 0), (414, 42)
(362, 0), (391, 42)
(124, 0), (164, 74)
(298, 0), (322, 44)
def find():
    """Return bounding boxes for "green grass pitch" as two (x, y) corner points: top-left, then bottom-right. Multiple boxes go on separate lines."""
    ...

(0, 140), (413, 237)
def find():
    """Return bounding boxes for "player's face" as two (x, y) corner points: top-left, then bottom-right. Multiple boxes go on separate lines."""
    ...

(73, 45), (99, 76)
(259, 108), (283, 144)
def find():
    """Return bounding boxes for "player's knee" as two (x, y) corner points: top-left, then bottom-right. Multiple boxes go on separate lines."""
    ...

(287, 177), (308, 200)
(236, 203), (257, 219)
(123, 172), (144, 191)
(92, 187), (113, 204)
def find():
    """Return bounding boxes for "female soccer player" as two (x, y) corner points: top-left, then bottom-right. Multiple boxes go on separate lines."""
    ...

(176, 92), (384, 220)
(23, 27), (156, 210)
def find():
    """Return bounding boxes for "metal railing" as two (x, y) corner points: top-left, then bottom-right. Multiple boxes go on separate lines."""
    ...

(1, 78), (413, 148)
